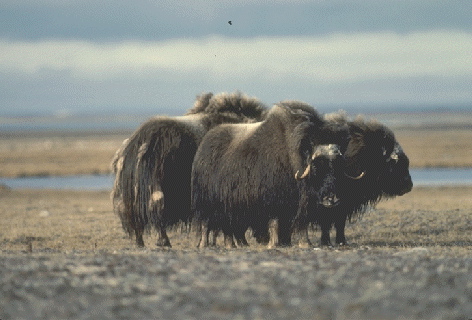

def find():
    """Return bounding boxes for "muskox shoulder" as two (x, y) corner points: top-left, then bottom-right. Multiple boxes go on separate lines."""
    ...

(349, 116), (396, 147)
(227, 122), (262, 147)
(204, 122), (262, 151)
(276, 100), (325, 127)
(324, 110), (348, 126)
(136, 114), (206, 140)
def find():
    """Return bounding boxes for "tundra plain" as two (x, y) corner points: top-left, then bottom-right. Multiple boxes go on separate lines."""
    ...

(0, 119), (471, 319)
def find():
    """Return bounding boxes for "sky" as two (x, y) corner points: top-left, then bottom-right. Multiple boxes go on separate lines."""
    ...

(1, 0), (472, 116)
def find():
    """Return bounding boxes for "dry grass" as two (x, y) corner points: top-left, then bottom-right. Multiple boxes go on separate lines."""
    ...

(1, 124), (471, 178)
(349, 187), (472, 252)
(395, 128), (472, 168)
(0, 132), (128, 177)
(1, 186), (470, 257)
(1, 186), (470, 320)
(0, 189), (129, 252)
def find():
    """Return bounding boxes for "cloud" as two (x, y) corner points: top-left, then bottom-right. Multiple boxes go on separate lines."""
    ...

(2, 30), (471, 82)
(1, 30), (472, 113)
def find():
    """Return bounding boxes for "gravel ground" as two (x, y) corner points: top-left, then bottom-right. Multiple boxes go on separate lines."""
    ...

(0, 186), (470, 320)
(1, 247), (471, 320)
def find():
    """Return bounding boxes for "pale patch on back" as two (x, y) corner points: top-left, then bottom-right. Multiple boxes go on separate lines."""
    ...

(227, 122), (261, 150)
(174, 114), (206, 134)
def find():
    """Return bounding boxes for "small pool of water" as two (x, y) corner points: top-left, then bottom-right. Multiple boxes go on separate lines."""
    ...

(0, 168), (471, 190)
(410, 168), (472, 186)
(0, 174), (114, 190)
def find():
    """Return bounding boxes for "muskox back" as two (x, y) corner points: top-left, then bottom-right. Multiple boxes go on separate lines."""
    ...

(111, 92), (266, 247)
(192, 102), (346, 248)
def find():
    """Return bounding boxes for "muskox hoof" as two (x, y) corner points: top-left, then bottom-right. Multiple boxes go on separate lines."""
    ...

(156, 238), (172, 248)
(335, 236), (348, 247)
(135, 231), (145, 247)
(255, 235), (270, 245)
(136, 238), (145, 248)
(320, 239), (334, 248)
(298, 239), (313, 248)
(236, 240), (249, 247)
(224, 235), (237, 249)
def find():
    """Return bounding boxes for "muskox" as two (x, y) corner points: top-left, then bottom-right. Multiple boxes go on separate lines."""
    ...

(314, 112), (413, 246)
(191, 101), (351, 248)
(111, 92), (267, 247)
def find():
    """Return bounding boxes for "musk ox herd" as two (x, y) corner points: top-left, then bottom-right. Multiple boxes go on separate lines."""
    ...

(112, 92), (413, 248)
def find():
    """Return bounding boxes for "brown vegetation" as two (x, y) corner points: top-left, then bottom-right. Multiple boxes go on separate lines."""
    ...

(395, 128), (472, 168)
(1, 124), (471, 178)
(1, 186), (470, 255)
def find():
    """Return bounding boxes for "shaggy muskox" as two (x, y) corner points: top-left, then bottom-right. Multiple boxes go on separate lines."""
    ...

(191, 101), (352, 248)
(314, 112), (413, 246)
(111, 92), (267, 247)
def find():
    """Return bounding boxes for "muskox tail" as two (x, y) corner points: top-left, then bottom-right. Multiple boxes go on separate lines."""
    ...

(110, 118), (174, 237)
(111, 137), (144, 236)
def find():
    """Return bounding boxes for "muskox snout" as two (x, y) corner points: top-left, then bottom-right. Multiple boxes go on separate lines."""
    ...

(322, 195), (340, 208)
(399, 174), (413, 195)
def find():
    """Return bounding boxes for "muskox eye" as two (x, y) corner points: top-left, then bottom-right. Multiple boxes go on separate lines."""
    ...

(382, 147), (388, 157)
(390, 152), (399, 163)
(387, 144), (401, 163)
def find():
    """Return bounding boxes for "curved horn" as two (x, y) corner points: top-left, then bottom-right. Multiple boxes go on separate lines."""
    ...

(344, 171), (365, 180)
(295, 165), (311, 180)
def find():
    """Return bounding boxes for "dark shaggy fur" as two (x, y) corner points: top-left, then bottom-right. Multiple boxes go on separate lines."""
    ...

(111, 92), (267, 247)
(315, 112), (413, 246)
(191, 101), (348, 248)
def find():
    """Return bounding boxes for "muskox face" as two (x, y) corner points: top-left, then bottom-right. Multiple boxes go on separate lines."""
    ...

(343, 121), (413, 198)
(298, 144), (344, 208)
(378, 142), (413, 196)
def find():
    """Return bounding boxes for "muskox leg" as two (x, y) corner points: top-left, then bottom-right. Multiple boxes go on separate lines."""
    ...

(254, 231), (270, 245)
(268, 219), (279, 248)
(196, 222), (209, 248)
(334, 217), (348, 246)
(156, 227), (171, 247)
(235, 234), (249, 247)
(224, 233), (236, 249)
(277, 218), (292, 247)
(319, 221), (333, 247)
(234, 227), (249, 247)
(148, 189), (171, 247)
(209, 230), (219, 246)
(296, 227), (312, 248)
(135, 228), (145, 247)
(236, 236), (249, 247)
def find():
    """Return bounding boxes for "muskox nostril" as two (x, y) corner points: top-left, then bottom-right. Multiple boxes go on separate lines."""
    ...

(322, 195), (340, 208)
